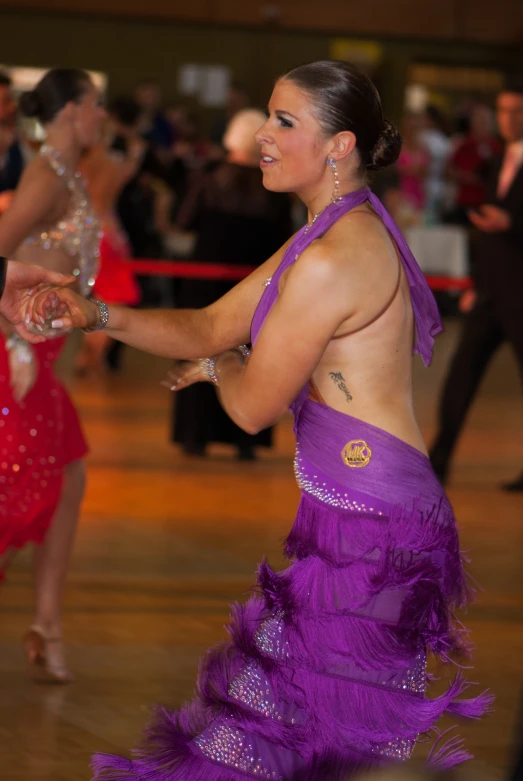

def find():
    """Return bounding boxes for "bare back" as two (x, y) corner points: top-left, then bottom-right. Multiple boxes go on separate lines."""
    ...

(279, 205), (424, 454)
(79, 145), (132, 220)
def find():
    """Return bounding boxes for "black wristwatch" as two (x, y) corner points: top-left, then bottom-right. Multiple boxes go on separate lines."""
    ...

(0, 257), (6, 300)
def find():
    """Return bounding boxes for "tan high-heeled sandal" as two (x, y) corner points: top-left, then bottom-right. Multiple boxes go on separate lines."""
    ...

(23, 625), (74, 684)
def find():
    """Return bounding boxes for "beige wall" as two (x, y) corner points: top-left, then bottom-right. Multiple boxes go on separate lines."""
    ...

(3, 0), (523, 43)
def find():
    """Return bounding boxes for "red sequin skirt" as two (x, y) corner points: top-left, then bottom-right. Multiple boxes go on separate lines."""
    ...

(0, 335), (88, 567)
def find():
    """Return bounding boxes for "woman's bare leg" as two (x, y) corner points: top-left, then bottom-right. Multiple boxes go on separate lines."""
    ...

(30, 459), (86, 676)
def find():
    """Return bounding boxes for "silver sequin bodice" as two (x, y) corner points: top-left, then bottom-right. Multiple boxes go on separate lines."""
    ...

(25, 145), (101, 296)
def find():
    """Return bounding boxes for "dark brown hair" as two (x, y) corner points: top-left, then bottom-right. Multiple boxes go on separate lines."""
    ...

(283, 60), (401, 172)
(19, 68), (92, 124)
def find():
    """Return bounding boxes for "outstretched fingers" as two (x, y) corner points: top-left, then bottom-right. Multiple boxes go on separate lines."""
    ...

(161, 367), (204, 392)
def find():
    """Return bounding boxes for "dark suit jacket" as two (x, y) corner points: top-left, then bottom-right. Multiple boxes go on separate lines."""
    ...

(470, 152), (523, 313)
(0, 141), (23, 193)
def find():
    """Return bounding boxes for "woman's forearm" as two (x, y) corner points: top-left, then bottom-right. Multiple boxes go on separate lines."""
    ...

(214, 351), (255, 432)
(213, 351), (275, 435)
(105, 305), (236, 360)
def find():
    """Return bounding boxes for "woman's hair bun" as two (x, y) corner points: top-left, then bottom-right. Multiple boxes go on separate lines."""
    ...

(19, 90), (42, 119)
(19, 69), (91, 124)
(368, 119), (402, 172)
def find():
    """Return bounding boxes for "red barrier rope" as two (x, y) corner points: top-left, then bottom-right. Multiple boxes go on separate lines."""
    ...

(131, 260), (257, 281)
(130, 260), (472, 292)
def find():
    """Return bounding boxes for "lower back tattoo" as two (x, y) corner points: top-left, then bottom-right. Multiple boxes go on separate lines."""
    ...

(329, 371), (353, 403)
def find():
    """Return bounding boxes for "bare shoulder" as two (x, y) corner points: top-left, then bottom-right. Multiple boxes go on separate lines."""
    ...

(300, 210), (397, 286)
(283, 209), (400, 328)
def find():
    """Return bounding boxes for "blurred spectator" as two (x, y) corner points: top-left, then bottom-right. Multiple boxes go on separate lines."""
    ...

(135, 79), (173, 151)
(0, 71), (24, 212)
(165, 102), (188, 146)
(430, 81), (523, 490)
(421, 104), (452, 221)
(210, 81), (250, 146)
(370, 166), (403, 223)
(109, 96), (169, 260)
(167, 110), (218, 223)
(396, 113), (430, 218)
(171, 109), (292, 460)
(452, 96), (476, 138)
(446, 104), (502, 225)
(108, 94), (173, 323)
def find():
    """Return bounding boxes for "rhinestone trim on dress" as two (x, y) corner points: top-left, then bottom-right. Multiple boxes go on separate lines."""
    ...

(254, 611), (290, 660)
(371, 654), (426, 762)
(24, 145), (101, 296)
(229, 663), (282, 720)
(371, 736), (416, 761)
(194, 722), (283, 780)
(294, 447), (382, 515)
(388, 652), (427, 694)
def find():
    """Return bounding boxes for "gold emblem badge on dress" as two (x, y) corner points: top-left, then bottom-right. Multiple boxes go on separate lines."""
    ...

(341, 440), (372, 468)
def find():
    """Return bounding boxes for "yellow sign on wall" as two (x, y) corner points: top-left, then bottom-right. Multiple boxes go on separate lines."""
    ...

(329, 39), (383, 70)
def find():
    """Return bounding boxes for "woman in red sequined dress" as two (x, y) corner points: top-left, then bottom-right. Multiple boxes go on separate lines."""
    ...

(0, 68), (104, 682)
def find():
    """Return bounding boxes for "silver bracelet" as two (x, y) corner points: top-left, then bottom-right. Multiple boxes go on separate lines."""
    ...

(198, 356), (219, 385)
(6, 333), (34, 364)
(82, 300), (109, 334)
(198, 346), (250, 386)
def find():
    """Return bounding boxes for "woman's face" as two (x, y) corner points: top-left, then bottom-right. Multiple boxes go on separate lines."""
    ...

(255, 79), (333, 194)
(72, 82), (106, 150)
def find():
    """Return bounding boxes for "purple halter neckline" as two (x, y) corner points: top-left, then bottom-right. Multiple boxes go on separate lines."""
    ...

(251, 186), (442, 367)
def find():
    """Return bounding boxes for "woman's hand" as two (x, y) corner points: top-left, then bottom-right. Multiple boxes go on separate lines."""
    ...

(162, 350), (246, 393)
(459, 288), (477, 314)
(7, 339), (37, 402)
(0, 261), (76, 343)
(27, 286), (100, 332)
(468, 204), (511, 233)
(161, 360), (212, 392)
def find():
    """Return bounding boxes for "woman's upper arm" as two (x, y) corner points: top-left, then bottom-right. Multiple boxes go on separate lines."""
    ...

(204, 233), (297, 353)
(229, 246), (353, 431)
(0, 166), (64, 257)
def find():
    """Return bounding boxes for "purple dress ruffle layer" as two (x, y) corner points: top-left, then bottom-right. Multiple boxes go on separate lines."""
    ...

(92, 189), (492, 781)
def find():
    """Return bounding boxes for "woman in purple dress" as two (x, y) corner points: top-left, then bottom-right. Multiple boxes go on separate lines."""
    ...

(30, 60), (491, 780)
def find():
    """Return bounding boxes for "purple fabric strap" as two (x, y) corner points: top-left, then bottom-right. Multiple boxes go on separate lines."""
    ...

(251, 187), (442, 367)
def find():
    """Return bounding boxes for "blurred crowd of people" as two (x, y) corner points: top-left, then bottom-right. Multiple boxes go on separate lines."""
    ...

(379, 101), (503, 229)
(0, 71), (507, 288)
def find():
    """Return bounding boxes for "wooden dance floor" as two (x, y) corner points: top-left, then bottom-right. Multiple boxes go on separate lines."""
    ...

(0, 321), (521, 780)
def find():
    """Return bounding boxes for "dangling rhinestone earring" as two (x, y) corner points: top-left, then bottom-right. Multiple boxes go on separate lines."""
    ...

(327, 157), (342, 203)
(305, 157), (342, 232)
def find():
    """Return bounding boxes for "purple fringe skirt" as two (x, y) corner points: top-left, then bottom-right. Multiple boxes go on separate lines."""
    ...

(92, 403), (492, 780)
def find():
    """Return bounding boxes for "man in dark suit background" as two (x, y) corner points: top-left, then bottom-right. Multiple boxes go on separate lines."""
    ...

(430, 81), (523, 490)
(0, 71), (23, 204)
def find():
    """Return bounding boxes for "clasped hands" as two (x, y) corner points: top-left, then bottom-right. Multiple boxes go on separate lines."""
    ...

(21, 284), (100, 340)
(19, 281), (245, 393)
